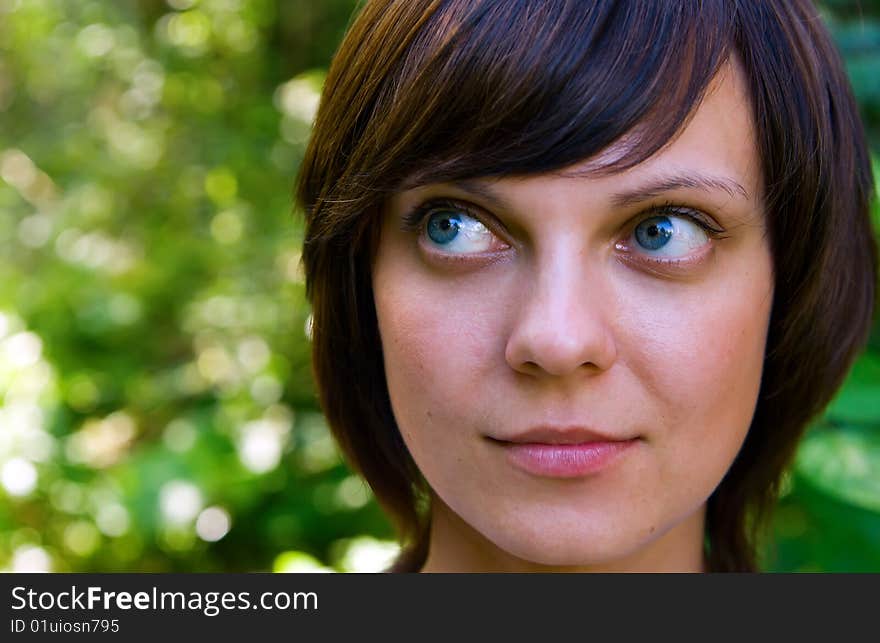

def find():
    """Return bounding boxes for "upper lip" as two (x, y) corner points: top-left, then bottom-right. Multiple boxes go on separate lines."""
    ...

(494, 426), (633, 445)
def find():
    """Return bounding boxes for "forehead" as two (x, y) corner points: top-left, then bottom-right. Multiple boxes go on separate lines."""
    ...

(397, 59), (762, 216)
(551, 58), (761, 199)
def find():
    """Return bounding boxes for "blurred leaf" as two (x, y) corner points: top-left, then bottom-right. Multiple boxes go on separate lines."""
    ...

(824, 353), (880, 424)
(795, 425), (880, 512)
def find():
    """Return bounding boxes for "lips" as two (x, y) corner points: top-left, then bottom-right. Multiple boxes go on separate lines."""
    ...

(489, 425), (638, 478)
(498, 425), (627, 445)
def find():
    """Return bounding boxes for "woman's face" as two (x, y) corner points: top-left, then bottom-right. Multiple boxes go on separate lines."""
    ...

(372, 60), (774, 570)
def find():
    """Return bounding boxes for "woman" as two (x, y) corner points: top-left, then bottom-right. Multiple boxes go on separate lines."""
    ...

(295, 0), (877, 572)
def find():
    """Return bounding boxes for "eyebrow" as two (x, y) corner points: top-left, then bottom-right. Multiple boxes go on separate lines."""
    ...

(435, 172), (749, 211)
(609, 172), (750, 207)
(448, 178), (510, 210)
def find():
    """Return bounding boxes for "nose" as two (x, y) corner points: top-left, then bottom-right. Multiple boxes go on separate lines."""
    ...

(504, 250), (617, 378)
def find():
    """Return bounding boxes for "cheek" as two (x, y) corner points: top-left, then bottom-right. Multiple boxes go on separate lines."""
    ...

(372, 261), (504, 448)
(619, 250), (774, 461)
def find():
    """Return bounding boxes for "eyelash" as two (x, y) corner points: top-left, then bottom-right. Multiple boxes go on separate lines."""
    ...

(400, 197), (728, 249)
(639, 201), (727, 238)
(400, 198), (483, 234)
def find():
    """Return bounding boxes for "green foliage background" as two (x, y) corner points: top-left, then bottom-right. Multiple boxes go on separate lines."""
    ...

(0, 0), (877, 572)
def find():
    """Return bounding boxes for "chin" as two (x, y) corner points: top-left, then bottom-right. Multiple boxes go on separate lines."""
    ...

(507, 539), (637, 569)
(480, 517), (654, 570)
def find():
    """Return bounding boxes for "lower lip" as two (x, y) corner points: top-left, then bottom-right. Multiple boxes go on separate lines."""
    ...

(502, 440), (637, 478)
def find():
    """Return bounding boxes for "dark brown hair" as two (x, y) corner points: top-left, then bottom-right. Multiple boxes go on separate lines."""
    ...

(296, 0), (878, 572)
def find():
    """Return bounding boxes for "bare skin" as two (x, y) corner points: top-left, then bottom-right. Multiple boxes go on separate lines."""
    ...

(372, 59), (773, 572)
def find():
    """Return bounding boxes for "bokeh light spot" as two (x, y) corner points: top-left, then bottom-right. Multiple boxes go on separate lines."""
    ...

(163, 418), (198, 453)
(335, 537), (399, 573)
(159, 480), (203, 525)
(17, 213), (52, 248)
(96, 503), (131, 538)
(195, 506), (231, 542)
(204, 167), (238, 205)
(64, 520), (101, 557)
(76, 23), (116, 58)
(273, 551), (334, 573)
(11, 545), (52, 572)
(3, 331), (42, 368)
(237, 416), (290, 474)
(1, 457), (37, 496)
(66, 412), (137, 469)
(334, 475), (372, 510)
(250, 374), (283, 406)
(210, 209), (243, 243)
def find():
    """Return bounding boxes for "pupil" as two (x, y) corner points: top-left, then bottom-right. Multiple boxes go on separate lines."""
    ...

(647, 225), (659, 237)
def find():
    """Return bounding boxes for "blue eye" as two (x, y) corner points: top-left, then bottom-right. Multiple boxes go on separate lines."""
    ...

(632, 214), (709, 258)
(422, 209), (498, 254)
(427, 211), (462, 245)
(634, 216), (674, 250)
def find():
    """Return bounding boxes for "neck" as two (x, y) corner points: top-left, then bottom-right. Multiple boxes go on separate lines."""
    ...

(419, 498), (707, 573)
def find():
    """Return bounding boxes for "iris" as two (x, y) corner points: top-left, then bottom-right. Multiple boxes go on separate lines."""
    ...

(635, 216), (674, 250)
(426, 212), (462, 245)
